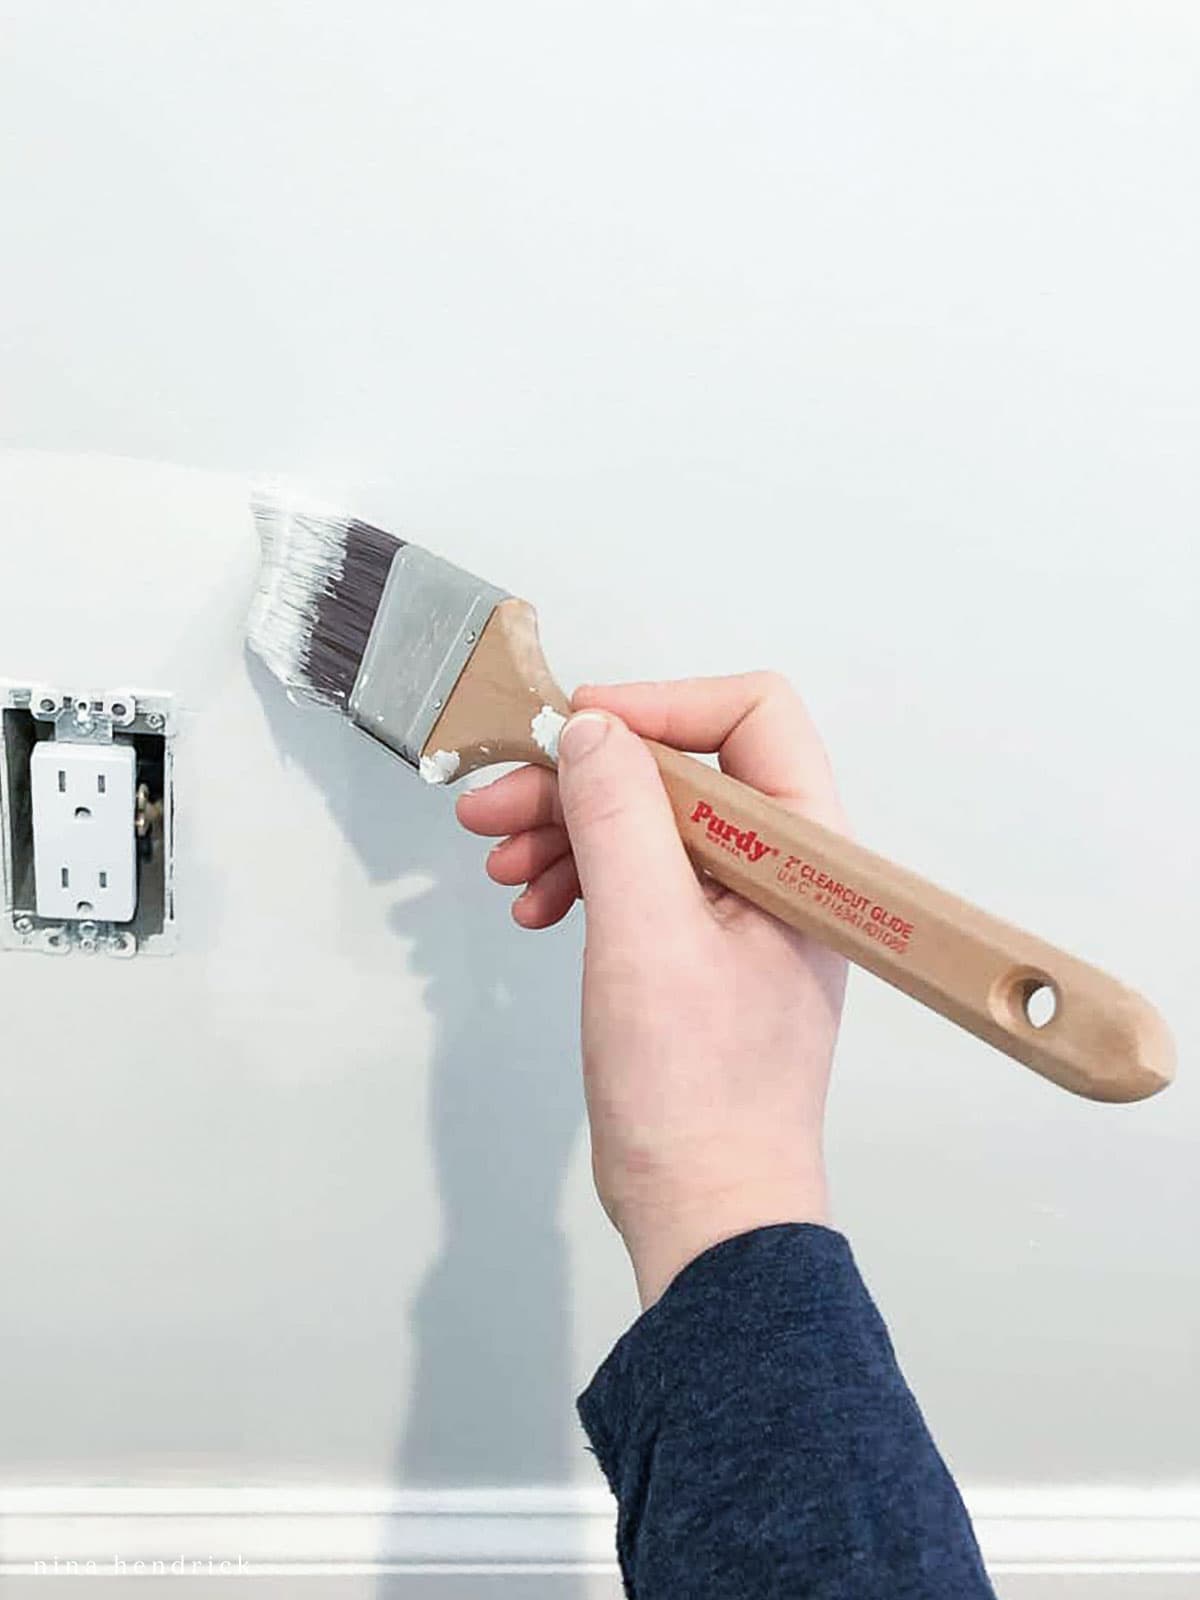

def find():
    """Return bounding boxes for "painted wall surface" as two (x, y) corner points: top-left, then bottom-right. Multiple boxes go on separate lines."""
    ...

(0, 0), (1196, 1551)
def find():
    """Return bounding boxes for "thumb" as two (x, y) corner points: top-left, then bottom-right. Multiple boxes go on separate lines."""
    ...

(556, 711), (704, 942)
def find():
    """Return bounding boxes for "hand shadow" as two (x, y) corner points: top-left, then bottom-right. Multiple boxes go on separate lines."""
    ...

(245, 651), (588, 1511)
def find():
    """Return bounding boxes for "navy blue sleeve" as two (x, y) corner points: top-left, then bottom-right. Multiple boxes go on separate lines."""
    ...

(577, 1224), (996, 1599)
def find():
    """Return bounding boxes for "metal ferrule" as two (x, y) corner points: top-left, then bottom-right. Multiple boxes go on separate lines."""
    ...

(348, 545), (509, 769)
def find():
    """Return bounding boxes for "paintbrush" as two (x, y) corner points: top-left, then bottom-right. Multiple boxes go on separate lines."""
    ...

(246, 491), (1174, 1105)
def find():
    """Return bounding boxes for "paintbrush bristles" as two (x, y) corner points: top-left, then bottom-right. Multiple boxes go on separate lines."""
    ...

(247, 490), (405, 706)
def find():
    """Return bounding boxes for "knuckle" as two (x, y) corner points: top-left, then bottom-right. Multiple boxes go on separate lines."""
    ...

(745, 667), (795, 703)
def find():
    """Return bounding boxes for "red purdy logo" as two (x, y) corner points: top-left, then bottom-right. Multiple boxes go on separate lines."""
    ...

(689, 801), (778, 864)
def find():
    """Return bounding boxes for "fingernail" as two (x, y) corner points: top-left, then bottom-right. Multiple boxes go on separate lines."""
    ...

(462, 773), (500, 796)
(558, 712), (608, 762)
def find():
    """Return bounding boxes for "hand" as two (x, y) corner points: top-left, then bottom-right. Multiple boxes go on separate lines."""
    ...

(455, 675), (848, 1307)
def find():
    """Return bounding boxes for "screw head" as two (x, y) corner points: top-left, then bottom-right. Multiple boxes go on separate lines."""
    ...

(147, 712), (163, 730)
(14, 915), (33, 934)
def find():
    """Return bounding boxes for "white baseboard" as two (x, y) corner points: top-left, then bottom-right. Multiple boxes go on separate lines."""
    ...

(0, 1485), (1195, 1590)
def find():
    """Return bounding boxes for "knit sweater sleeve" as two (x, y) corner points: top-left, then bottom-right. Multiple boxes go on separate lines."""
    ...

(577, 1224), (996, 1599)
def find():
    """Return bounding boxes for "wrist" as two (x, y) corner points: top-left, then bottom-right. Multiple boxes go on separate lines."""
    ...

(620, 1171), (830, 1309)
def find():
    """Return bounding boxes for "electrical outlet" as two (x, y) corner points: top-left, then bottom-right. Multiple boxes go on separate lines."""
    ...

(30, 742), (137, 922)
(1, 684), (176, 958)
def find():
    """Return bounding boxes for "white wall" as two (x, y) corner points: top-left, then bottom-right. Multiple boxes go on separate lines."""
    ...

(0, 1), (1196, 1590)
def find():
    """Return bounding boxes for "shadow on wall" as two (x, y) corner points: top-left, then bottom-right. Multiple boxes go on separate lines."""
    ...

(246, 653), (588, 1506)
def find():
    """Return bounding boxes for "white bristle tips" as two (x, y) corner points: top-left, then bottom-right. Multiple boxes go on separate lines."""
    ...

(246, 484), (352, 704)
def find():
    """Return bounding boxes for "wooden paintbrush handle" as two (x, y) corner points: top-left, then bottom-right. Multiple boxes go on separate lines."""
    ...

(647, 742), (1173, 1103)
(425, 599), (1173, 1103)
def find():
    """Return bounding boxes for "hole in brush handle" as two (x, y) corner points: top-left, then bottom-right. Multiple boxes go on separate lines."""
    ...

(989, 966), (1062, 1033)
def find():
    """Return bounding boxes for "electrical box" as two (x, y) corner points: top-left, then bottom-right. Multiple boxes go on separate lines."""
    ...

(0, 685), (176, 957)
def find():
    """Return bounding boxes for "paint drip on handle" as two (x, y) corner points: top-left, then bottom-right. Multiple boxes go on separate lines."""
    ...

(531, 705), (567, 763)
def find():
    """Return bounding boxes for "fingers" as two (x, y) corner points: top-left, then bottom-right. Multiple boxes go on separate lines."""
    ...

(556, 710), (706, 944)
(573, 673), (843, 826)
(457, 674), (844, 931)
(486, 824), (571, 887)
(458, 774), (574, 927)
(456, 764), (562, 838)
(512, 852), (581, 929)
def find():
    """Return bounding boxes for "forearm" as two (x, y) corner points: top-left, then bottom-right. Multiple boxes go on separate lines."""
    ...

(578, 1224), (996, 1600)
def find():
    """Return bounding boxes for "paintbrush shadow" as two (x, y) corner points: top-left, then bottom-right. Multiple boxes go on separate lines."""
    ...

(244, 651), (588, 1513)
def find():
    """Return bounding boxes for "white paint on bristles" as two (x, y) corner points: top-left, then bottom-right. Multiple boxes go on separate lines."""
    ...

(530, 705), (567, 763)
(246, 483), (353, 705)
(418, 749), (461, 785)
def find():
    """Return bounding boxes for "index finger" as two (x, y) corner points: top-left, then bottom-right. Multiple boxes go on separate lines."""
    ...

(572, 673), (845, 829)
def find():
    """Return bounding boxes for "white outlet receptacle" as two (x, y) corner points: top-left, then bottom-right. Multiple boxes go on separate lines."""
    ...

(30, 742), (138, 922)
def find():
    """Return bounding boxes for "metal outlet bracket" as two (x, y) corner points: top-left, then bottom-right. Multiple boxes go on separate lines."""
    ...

(0, 684), (177, 958)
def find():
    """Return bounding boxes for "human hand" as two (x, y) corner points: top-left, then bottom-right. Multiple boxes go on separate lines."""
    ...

(455, 675), (848, 1307)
